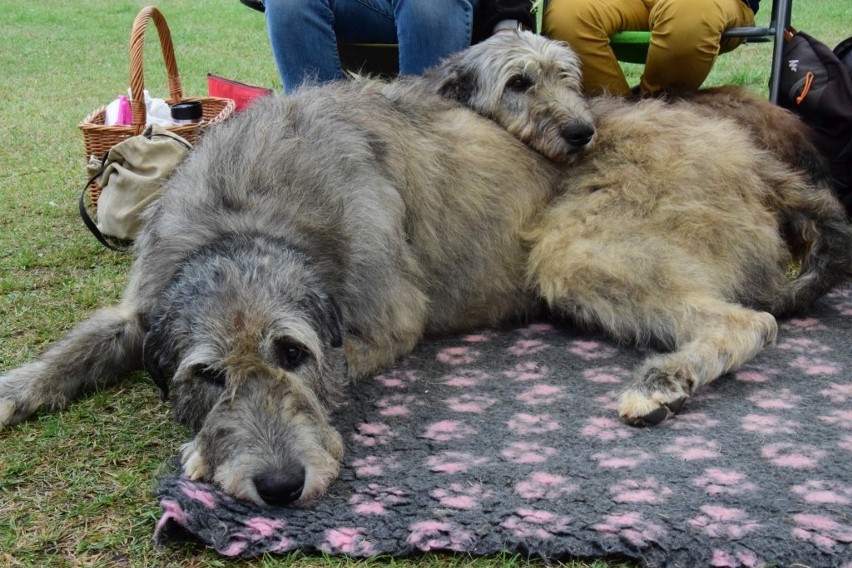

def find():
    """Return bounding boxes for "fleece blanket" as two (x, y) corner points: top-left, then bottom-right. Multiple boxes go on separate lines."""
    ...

(155, 289), (852, 567)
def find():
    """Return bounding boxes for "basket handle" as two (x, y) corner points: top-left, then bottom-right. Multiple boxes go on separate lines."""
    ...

(128, 6), (184, 132)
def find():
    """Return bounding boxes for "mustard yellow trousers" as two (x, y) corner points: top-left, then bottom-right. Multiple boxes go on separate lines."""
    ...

(544, 0), (756, 95)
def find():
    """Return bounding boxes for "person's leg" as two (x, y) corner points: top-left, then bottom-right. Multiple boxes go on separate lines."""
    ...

(264, 0), (397, 92)
(641, 0), (756, 94)
(393, 0), (479, 75)
(544, 0), (649, 96)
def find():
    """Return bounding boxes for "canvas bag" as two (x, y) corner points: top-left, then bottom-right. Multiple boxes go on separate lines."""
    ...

(777, 29), (852, 214)
(80, 124), (191, 249)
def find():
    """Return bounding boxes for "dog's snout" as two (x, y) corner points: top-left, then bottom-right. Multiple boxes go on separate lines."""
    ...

(253, 467), (306, 506)
(560, 122), (595, 148)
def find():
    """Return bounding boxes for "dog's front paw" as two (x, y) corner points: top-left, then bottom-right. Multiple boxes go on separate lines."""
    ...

(0, 367), (47, 427)
(618, 367), (690, 426)
(180, 440), (211, 481)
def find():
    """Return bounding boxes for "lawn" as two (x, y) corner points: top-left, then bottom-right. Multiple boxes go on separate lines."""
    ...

(0, 0), (848, 566)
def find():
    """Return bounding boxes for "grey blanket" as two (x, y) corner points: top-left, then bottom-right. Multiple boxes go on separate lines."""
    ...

(155, 289), (852, 567)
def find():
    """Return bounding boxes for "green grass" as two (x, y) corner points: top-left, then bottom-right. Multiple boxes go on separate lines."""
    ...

(0, 0), (849, 565)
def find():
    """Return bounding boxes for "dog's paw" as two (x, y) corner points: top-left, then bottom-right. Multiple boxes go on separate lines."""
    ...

(180, 440), (211, 481)
(0, 370), (45, 427)
(0, 398), (17, 427)
(618, 367), (690, 426)
(0, 395), (40, 428)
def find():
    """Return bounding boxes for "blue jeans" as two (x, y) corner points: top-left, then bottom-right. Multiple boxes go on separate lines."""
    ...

(265, 0), (480, 92)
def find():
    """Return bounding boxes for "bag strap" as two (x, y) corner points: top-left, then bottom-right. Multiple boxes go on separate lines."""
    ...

(78, 154), (132, 252)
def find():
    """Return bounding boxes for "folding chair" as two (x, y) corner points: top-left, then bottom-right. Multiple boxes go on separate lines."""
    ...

(608, 0), (793, 103)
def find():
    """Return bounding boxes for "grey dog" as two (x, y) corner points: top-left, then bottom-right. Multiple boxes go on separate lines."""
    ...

(1, 32), (850, 506)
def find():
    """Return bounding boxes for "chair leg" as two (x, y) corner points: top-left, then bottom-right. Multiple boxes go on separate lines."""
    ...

(768, 0), (793, 104)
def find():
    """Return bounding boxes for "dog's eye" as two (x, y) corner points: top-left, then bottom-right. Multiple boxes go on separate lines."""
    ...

(507, 75), (533, 92)
(196, 366), (226, 388)
(274, 338), (308, 370)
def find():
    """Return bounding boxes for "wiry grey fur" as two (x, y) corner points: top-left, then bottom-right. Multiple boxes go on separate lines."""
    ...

(1, 31), (850, 507)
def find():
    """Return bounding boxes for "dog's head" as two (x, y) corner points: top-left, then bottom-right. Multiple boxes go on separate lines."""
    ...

(425, 30), (596, 163)
(143, 235), (347, 506)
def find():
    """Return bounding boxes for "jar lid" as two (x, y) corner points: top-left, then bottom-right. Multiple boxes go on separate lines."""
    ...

(171, 101), (203, 121)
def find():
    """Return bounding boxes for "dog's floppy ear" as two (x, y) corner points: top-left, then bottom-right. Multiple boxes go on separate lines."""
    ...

(434, 64), (476, 106)
(142, 322), (174, 400)
(325, 294), (344, 348)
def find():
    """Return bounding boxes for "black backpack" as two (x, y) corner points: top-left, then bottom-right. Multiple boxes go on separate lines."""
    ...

(778, 29), (852, 215)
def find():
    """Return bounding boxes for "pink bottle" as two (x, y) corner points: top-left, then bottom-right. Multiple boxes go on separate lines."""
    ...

(116, 95), (132, 125)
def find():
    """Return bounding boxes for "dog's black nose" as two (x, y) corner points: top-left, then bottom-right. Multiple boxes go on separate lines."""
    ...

(561, 122), (595, 148)
(254, 468), (305, 506)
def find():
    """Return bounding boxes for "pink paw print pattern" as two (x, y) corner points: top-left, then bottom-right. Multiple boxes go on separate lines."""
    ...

(509, 338), (549, 357)
(781, 317), (826, 332)
(593, 511), (668, 547)
(407, 520), (474, 552)
(688, 506), (761, 539)
(503, 361), (549, 382)
(515, 383), (567, 406)
(444, 393), (497, 413)
(351, 454), (401, 478)
(791, 480), (852, 505)
(351, 422), (396, 447)
(440, 369), (491, 388)
(777, 336), (831, 353)
(425, 451), (489, 474)
(179, 481), (217, 509)
(734, 365), (779, 383)
(321, 527), (375, 556)
(591, 447), (653, 469)
(741, 413), (801, 435)
(662, 436), (721, 461)
(436, 346), (480, 366)
(791, 513), (852, 552)
(818, 409), (852, 429)
(609, 477), (673, 504)
(349, 484), (407, 516)
(581, 416), (634, 441)
(375, 393), (420, 417)
(501, 508), (573, 540)
(431, 482), (492, 510)
(788, 354), (842, 376)
(692, 468), (757, 496)
(581, 365), (630, 384)
(761, 442), (827, 469)
(461, 330), (495, 343)
(421, 420), (477, 442)
(500, 441), (559, 464)
(663, 412), (720, 430)
(592, 389), (622, 411)
(568, 340), (617, 361)
(514, 471), (578, 500)
(747, 387), (802, 410)
(517, 322), (557, 336)
(820, 382), (852, 403)
(373, 369), (420, 388)
(507, 412), (560, 435)
(710, 548), (763, 568)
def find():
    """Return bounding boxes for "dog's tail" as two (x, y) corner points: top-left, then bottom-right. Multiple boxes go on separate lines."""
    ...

(772, 179), (852, 317)
(0, 305), (144, 427)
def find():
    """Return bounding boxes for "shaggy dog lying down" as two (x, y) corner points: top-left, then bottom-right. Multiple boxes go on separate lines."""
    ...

(1, 32), (850, 506)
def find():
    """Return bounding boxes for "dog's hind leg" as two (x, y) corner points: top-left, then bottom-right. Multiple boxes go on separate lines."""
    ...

(528, 232), (778, 425)
(0, 303), (144, 426)
(615, 300), (777, 425)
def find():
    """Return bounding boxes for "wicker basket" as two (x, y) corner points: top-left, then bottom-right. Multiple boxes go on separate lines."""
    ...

(80, 6), (235, 205)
